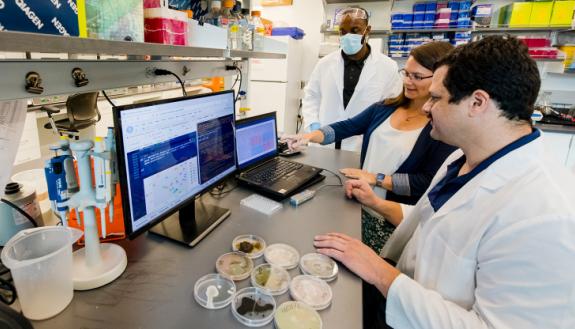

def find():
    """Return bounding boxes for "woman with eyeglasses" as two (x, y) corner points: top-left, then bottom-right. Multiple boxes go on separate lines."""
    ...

(283, 41), (456, 252)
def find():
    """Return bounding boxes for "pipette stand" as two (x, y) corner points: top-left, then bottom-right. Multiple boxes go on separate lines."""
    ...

(68, 140), (127, 290)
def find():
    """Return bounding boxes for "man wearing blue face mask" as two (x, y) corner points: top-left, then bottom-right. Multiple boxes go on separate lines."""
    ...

(301, 7), (402, 151)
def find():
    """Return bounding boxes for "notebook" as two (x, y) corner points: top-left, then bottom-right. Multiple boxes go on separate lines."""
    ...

(235, 112), (324, 200)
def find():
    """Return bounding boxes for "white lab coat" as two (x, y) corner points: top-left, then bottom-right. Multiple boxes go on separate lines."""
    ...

(302, 48), (402, 151)
(381, 134), (575, 329)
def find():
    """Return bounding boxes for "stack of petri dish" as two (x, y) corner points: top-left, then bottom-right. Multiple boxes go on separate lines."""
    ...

(251, 263), (291, 296)
(232, 234), (266, 259)
(194, 273), (236, 309)
(289, 275), (333, 310)
(232, 287), (276, 327)
(299, 253), (338, 282)
(264, 243), (300, 269)
(216, 252), (254, 281)
(275, 301), (322, 329)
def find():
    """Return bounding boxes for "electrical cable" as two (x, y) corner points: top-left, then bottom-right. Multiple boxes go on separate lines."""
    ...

(209, 180), (238, 197)
(312, 168), (344, 195)
(102, 90), (116, 107)
(153, 69), (187, 96)
(321, 168), (344, 186)
(234, 67), (243, 104)
(0, 199), (38, 228)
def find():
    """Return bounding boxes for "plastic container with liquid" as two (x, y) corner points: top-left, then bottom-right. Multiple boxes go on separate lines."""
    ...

(1, 226), (83, 320)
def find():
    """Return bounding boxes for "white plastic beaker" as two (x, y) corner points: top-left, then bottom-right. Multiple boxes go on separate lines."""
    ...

(1, 226), (83, 320)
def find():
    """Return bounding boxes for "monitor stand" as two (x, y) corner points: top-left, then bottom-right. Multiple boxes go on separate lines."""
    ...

(149, 198), (231, 247)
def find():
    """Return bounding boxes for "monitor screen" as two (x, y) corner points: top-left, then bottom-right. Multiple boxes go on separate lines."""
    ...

(114, 91), (236, 238)
(236, 113), (277, 170)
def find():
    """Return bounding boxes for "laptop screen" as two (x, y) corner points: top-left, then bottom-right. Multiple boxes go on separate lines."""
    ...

(236, 113), (277, 170)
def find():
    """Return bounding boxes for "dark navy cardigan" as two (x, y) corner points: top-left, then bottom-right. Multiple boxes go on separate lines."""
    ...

(321, 102), (457, 205)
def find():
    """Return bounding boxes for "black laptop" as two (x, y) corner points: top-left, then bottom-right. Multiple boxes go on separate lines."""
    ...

(235, 112), (324, 200)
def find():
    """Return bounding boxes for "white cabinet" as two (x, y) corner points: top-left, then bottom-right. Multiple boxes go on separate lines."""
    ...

(542, 131), (573, 166)
(566, 137), (575, 172)
(248, 36), (302, 134)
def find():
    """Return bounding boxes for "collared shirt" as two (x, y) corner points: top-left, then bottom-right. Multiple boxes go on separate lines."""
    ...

(428, 128), (541, 211)
(341, 44), (371, 109)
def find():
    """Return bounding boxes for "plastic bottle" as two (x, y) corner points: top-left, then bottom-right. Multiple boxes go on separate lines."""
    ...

(251, 10), (265, 50)
(240, 8), (253, 50)
(220, 0), (238, 49)
(203, 0), (222, 26)
(231, 1), (243, 50)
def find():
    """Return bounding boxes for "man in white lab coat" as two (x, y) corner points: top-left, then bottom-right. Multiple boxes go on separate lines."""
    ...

(301, 7), (402, 151)
(314, 35), (575, 328)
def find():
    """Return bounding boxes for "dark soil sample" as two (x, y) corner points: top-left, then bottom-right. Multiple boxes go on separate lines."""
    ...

(236, 296), (274, 318)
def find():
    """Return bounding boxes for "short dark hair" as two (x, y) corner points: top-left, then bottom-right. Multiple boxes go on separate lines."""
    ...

(435, 35), (541, 123)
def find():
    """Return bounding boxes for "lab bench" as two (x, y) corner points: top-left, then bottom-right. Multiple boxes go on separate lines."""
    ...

(30, 147), (362, 329)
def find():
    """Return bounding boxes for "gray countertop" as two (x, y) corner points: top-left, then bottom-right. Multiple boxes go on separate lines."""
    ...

(32, 147), (362, 329)
(535, 123), (575, 134)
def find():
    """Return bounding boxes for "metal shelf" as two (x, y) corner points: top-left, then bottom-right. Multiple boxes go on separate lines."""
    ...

(324, 0), (387, 4)
(390, 28), (471, 34)
(0, 31), (288, 101)
(0, 31), (286, 59)
(472, 26), (572, 34)
(320, 28), (390, 36)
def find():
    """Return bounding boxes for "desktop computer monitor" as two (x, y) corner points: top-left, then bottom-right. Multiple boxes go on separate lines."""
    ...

(113, 90), (236, 247)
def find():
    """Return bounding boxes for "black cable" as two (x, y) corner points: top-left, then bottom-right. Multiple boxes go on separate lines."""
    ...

(102, 90), (116, 107)
(209, 181), (238, 197)
(0, 199), (38, 228)
(154, 69), (187, 96)
(314, 184), (343, 193)
(234, 67), (243, 103)
(321, 168), (344, 186)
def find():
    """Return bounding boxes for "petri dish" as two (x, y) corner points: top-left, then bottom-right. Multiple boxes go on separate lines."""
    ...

(216, 252), (254, 281)
(194, 273), (236, 309)
(250, 263), (291, 296)
(231, 287), (276, 327)
(264, 243), (300, 269)
(274, 301), (322, 329)
(232, 234), (266, 259)
(289, 275), (333, 310)
(299, 253), (338, 282)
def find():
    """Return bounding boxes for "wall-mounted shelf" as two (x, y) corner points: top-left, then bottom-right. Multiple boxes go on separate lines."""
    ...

(320, 28), (390, 36)
(0, 31), (288, 101)
(390, 28), (471, 34)
(324, 0), (387, 4)
(472, 26), (572, 34)
(0, 31), (286, 59)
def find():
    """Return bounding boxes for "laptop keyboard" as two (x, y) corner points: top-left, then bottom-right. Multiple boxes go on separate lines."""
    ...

(244, 158), (303, 184)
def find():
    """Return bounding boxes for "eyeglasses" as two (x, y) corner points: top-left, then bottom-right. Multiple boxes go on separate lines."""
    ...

(399, 69), (433, 81)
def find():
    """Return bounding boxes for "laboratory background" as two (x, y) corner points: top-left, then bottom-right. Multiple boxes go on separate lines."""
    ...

(0, 0), (574, 328)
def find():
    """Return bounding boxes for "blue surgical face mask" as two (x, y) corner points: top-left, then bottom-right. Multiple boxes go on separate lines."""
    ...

(340, 30), (365, 55)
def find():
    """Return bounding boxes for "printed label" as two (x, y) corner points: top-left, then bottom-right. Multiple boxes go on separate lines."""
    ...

(15, 0), (44, 30)
(50, 0), (62, 9)
(0, 0), (5, 10)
